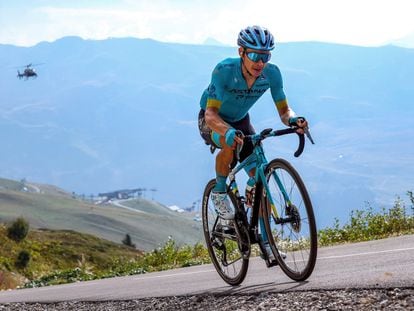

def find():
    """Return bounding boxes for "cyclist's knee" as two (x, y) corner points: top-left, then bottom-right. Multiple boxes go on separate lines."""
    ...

(217, 147), (233, 163)
(211, 131), (222, 148)
(218, 146), (233, 156)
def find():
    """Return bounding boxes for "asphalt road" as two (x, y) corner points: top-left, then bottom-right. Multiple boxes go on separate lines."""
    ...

(0, 235), (413, 304)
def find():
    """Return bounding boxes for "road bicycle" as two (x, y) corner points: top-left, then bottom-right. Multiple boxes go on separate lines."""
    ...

(202, 126), (317, 285)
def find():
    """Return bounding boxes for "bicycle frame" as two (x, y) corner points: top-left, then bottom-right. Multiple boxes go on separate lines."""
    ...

(227, 130), (293, 243)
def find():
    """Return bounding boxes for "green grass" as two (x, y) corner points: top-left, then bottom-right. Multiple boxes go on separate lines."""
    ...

(0, 225), (142, 288)
(0, 226), (209, 289)
(0, 178), (24, 191)
(318, 192), (414, 246)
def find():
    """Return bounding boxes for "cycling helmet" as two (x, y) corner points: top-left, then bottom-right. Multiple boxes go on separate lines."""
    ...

(237, 25), (275, 51)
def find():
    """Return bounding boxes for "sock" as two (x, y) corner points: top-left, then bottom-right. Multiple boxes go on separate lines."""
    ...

(246, 176), (255, 189)
(213, 174), (227, 193)
(259, 217), (268, 243)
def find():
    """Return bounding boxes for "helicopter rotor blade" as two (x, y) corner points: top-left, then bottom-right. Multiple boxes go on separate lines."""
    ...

(12, 62), (45, 69)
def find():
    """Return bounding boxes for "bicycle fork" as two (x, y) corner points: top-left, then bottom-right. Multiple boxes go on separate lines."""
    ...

(259, 167), (294, 222)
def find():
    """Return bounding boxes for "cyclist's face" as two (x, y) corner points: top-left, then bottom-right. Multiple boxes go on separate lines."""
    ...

(240, 48), (270, 77)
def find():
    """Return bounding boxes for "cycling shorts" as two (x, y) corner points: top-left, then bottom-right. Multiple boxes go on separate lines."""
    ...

(198, 109), (255, 162)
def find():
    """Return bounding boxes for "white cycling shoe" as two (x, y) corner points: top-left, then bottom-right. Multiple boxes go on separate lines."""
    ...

(261, 243), (287, 261)
(211, 192), (235, 220)
(264, 244), (276, 261)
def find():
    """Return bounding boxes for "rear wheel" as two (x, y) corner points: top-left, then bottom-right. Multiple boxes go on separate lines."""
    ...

(202, 179), (249, 285)
(262, 159), (317, 281)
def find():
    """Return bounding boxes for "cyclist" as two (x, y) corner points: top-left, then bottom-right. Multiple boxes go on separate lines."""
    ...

(198, 25), (308, 259)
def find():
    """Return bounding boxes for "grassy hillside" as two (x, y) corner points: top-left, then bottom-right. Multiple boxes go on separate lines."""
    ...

(0, 178), (202, 251)
(0, 177), (24, 191)
(0, 224), (143, 289)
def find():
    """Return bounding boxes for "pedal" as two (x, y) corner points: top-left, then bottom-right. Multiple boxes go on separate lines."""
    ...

(215, 223), (236, 237)
(222, 226), (236, 235)
(265, 258), (279, 268)
(212, 238), (223, 249)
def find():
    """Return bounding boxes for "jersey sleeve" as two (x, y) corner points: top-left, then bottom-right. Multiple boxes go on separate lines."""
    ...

(268, 64), (286, 105)
(205, 63), (227, 110)
(267, 64), (296, 125)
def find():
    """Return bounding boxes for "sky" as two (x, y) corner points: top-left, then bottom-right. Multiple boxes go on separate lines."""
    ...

(0, 0), (414, 47)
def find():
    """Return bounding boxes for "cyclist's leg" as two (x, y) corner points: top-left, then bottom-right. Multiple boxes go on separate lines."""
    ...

(198, 109), (218, 148)
(212, 133), (233, 186)
(199, 110), (235, 219)
(230, 115), (260, 212)
(198, 109), (231, 184)
(209, 133), (236, 219)
(209, 125), (235, 191)
(233, 113), (256, 166)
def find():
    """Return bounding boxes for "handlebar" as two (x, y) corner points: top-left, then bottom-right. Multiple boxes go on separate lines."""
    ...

(272, 128), (305, 157)
(236, 126), (315, 159)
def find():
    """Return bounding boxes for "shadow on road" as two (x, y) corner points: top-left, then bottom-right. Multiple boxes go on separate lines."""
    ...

(198, 280), (309, 296)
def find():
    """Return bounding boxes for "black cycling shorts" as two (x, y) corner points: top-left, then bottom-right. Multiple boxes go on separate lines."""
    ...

(198, 109), (256, 162)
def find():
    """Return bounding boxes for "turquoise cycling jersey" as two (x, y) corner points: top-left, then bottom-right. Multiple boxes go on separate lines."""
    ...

(200, 58), (287, 123)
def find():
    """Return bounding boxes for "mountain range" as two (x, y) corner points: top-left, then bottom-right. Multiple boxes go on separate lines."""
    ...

(0, 37), (413, 228)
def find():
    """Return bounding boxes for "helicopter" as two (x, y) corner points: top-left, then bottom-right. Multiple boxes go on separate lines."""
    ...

(16, 63), (43, 80)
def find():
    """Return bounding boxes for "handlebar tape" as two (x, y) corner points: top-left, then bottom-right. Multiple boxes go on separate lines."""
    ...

(294, 133), (305, 158)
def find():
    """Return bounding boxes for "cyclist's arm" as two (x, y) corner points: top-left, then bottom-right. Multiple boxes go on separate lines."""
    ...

(203, 61), (243, 145)
(204, 106), (229, 136)
(276, 98), (308, 134)
(267, 64), (297, 126)
(204, 65), (229, 137)
(276, 99), (296, 127)
(205, 107), (244, 146)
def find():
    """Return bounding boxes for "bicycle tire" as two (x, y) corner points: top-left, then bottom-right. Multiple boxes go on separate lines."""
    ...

(261, 158), (317, 281)
(202, 179), (249, 285)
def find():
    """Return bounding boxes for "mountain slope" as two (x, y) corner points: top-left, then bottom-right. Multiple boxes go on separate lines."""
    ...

(0, 178), (202, 251)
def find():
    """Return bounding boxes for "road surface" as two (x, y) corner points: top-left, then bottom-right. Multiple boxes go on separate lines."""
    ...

(0, 235), (413, 304)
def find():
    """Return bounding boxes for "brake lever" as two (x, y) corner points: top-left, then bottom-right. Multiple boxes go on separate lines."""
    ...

(235, 131), (244, 161)
(303, 127), (315, 144)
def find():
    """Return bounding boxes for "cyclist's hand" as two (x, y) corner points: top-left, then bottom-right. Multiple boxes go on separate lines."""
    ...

(234, 130), (244, 147)
(225, 128), (244, 149)
(289, 117), (308, 134)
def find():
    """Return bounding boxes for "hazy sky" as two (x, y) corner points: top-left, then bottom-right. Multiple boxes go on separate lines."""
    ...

(1, 0), (413, 47)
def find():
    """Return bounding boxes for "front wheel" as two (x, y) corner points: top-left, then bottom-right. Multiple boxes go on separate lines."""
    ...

(262, 159), (317, 281)
(202, 179), (249, 285)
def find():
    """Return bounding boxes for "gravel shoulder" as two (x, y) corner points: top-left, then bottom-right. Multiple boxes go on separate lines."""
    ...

(1, 288), (413, 310)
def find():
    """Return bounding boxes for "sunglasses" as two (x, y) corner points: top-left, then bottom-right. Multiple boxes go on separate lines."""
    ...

(245, 51), (271, 63)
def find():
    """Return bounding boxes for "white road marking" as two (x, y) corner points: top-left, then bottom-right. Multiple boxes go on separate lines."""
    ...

(317, 247), (414, 260)
(133, 269), (216, 280)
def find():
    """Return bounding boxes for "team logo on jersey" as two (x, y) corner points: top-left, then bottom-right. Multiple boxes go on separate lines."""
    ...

(229, 87), (267, 100)
(208, 84), (217, 98)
